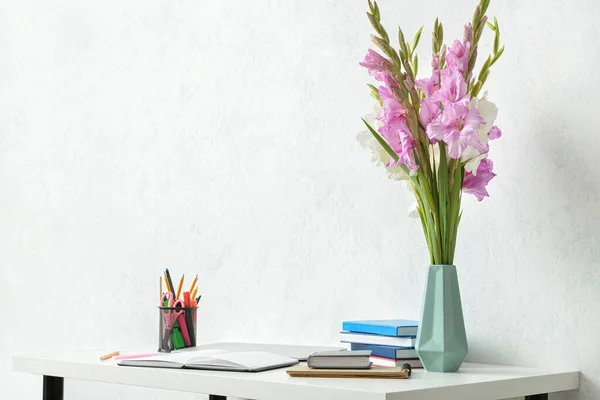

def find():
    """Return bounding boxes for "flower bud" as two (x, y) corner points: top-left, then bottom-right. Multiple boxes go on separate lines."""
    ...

(463, 23), (473, 45)
(431, 53), (440, 70)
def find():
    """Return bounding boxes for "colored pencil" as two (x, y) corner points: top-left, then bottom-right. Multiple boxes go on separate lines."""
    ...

(189, 274), (198, 294)
(100, 351), (120, 361)
(176, 274), (185, 299)
(164, 269), (175, 296)
(163, 274), (172, 293)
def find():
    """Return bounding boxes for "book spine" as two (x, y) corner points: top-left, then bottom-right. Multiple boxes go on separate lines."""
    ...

(340, 332), (415, 347)
(342, 322), (398, 336)
(350, 343), (396, 359)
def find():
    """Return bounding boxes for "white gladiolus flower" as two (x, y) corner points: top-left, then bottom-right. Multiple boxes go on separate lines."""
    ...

(356, 106), (410, 181)
(386, 164), (410, 181)
(462, 92), (498, 175)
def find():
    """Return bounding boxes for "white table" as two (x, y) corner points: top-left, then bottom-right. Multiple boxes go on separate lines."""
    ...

(13, 342), (579, 400)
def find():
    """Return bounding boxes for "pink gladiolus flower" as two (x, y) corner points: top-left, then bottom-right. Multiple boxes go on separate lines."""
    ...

(378, 116), (419, 171)
(426, 104), (486, 158)
(488, 125), (502, 140)
(429, 66), (469, 106)
(377, 86), (406, 124)
(382, 74), (399, 90)
(375, 86), (418, 170)
(446, 40), (469, 75)
(360, 49), (393, 83)
(463, 158), (496, 201)
(419, 97), (440, 127)
(416, 71), (440, 96)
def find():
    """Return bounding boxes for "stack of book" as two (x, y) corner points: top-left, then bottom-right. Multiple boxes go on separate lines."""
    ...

(340, 319), (422, 368)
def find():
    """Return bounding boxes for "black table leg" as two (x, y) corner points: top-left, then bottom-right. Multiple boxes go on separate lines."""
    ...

(209, 396), (226, 400)
(43, 376), (64, 400)
(525, 394), (548, 400)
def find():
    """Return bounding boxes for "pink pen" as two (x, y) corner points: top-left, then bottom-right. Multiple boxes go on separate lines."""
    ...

(113, 353), (157, 361)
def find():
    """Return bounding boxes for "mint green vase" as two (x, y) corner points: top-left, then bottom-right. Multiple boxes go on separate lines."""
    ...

(415, 264), (468, 372)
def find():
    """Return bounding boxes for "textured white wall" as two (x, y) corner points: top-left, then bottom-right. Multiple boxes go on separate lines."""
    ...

(1, 0), (598, 399)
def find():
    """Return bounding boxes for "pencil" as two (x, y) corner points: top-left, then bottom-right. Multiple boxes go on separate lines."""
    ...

(160, 276), (163, 297)
(191, 287), (198, 301)
(100, 351), (120, 361)
(165, 269), (175, 296)
(189, 274), (198, 294)
(176, 274), (185, 299)
(163, 274), (172, 293)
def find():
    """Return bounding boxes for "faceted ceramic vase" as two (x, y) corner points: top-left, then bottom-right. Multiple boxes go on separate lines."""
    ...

(415, 264), (468, 372)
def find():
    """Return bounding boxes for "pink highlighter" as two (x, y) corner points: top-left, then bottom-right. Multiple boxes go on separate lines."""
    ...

(177, 311), (191, 347)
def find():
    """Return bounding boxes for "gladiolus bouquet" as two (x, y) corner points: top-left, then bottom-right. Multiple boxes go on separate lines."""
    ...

(358, 0), (504, 265)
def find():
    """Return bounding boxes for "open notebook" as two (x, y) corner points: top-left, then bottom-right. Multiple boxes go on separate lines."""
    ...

(118, 349), (299, 372)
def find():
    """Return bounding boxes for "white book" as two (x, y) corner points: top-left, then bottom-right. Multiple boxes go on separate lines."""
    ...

(118, 349), (298, 372)
(340, 331), (416, 347)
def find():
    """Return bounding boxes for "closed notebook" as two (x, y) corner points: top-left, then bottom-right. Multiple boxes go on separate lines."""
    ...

(307, 350), (372, 369)
(342, 319), (418, 337)
(287, 365), (411, 379)
(340, 331), (416, 347)
(350, 343), (417, 359)
(118, 349), (298, 372)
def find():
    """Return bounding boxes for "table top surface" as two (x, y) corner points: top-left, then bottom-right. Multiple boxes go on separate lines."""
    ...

(13, 342), (580, 400)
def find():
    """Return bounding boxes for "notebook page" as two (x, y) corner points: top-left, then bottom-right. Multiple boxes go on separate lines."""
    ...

(188, 351), (296, 369)
(129, 349), (227, 363)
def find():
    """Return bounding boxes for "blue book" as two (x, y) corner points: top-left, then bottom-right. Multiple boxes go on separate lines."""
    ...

(350, 343), (417, 360)
(342, 319), (418, 337)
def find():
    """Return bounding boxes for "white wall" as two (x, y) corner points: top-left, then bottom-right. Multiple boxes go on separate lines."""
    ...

(1, 0), (598, 399)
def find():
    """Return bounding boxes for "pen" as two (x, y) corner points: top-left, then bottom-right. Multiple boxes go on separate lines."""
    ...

(100, 351), (120, 361)
(195, 294), (202, 303)
(183, 291), (191, 308)
(176, 274), (185, 300)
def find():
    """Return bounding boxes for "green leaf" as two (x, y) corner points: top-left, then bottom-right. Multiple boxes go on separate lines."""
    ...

(413, 54), (419, 77)
(494, 28), (500, 53)
(398, 26), (405, 44)
(446, 164), (463, 264)
(415, 201), (434, 264)
(438, 142), (449, 260)
(361, 118), (399, 162)
(491, 45), (505, 65)
(486, 21), (495, 30)
(367, 84), (382, 105)
(412, 26), (423, 53)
